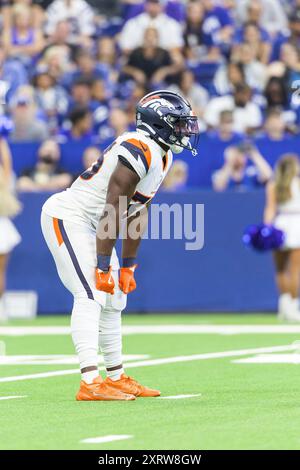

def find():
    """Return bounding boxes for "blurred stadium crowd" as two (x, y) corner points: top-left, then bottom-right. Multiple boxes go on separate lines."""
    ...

(1, 0), (300, 191)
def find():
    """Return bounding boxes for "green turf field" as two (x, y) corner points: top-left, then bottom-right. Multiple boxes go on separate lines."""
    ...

(1, 313), (300, 450)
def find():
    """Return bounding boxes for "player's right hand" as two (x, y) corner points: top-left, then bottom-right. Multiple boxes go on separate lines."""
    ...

(95, 267), (115, 294)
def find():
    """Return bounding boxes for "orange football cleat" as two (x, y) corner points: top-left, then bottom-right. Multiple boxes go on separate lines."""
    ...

(104, 374), (161, 397)
(76, 376), (135, 401)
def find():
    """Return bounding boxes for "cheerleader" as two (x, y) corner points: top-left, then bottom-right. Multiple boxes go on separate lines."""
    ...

(264, 154), (300, 321)
(0, 137), (21, 321)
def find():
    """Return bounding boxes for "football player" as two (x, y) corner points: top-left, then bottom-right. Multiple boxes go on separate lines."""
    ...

(41, 90), (199, 401)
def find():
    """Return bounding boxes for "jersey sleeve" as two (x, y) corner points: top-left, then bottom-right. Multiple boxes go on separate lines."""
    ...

(118, 138), (152, 180)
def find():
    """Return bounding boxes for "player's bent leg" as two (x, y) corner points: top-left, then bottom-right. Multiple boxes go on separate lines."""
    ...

(98, 273), (124, 380)
(41, 212), (135, 401)
(99, 273), (160, 397)
(71, 296), (101, 380)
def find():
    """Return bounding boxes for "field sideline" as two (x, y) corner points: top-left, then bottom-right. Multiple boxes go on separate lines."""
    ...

(1, 313), (300, 450)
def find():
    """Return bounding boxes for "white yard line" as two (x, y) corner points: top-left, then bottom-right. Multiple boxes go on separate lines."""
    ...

(81, 435), (132, 444)
(158, 394), (201, 400)
(0, 326), (70, 336)
(2, 324), (300, 336)
(0, 344), (297, 383)
(0, 354), (149, 366)
(0, 395), (27, 401)
(233, 353), (300, 364)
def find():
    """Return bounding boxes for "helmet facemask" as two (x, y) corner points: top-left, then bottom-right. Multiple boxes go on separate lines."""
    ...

(165, 114), (199, 156)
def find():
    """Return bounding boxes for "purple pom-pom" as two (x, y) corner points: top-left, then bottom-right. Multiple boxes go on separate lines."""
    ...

(243, 224), (285, 252)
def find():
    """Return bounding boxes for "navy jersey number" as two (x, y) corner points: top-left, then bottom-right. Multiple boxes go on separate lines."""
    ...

(80, 143), (115, 181)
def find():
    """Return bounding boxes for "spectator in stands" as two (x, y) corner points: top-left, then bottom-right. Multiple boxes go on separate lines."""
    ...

(124, 83), (147, 127)
(211, 110), (244, 143)
(234, 22), (271, 65)
(0, 47), (28, 107)
(9, 85), (49, 142)
(91, 78), (110, 104)
(42, 44), (74, 80)
(69, 78), (93, 109)
(212, 143), (272, 191)
(17, 139), (72, 191)
(82, 145), (101, 170)
(68, 78), (110, 132)
(214, 61), (245, 96)
(122, 27), (182, 88)
(98, 108), (131, 147)
(119, 0), (184, 53)
(70, 144), (102, 180)
(288, 7), (300, 50)
(201, 0), (234, 55)
(234, 1), (270, 40)
(169, 70), (208, 129)
(58, 106), (94, 143)
(44, 20), (79, 60)
(236, 42), (267, 90)
(61, 48), (108, 91)
(32, 64), (69, 132)
(205, 83), (262, 134)
(44, 0), (96, 48)
(215, 43), (267, 95)
(236, 0), (288, 36)
(263, 77), (292, 125)
(263, 109), (287, 141)
(2, 0), (45, 30)
(183, 0), (206, 60)
(97, 36), (119, 82)
(2, 3), (45, 64)
(276, 43), (300, 90)
(265, 77), (288, 108)
(162, 160), (188, 191)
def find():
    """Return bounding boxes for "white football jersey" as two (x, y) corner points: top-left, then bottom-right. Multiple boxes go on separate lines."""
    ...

(42, 131), (173, 230)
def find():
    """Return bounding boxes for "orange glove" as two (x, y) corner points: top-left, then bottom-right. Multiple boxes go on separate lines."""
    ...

(95, 266), (115, 294)
(119, 265), (137, 294)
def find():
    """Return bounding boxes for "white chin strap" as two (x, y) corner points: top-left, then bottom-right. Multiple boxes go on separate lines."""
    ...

(170, 144), (184, 154)
(170, 137), (191, 155)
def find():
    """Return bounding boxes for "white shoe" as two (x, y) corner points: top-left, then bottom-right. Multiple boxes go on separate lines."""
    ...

(278, 296), (300, 322)
(278, 293), (292, 321)
(0, 297), (7, 323)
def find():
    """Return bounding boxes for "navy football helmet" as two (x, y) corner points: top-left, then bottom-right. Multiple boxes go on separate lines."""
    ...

(136, 90), (199, 156)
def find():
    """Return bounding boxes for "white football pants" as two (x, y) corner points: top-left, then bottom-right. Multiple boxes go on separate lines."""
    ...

(40, 211), (127, 373)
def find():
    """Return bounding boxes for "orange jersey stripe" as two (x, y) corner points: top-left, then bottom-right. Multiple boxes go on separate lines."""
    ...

(53, 217), (64, 246)
(127, 138), (152, 170)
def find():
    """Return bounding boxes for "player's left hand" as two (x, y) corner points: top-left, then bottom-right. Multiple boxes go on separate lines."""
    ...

(119, 265), (137, 294)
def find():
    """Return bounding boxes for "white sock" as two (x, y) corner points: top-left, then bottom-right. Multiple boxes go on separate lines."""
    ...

(107, 367), (124, 381)
(291, 297), (299, 313)
(0, 296), (7, 322)
(71, 298), (101, 379)
(278, 293), (292, 314)
(82, 370), (99, 384)
(99, 305), (124, 381)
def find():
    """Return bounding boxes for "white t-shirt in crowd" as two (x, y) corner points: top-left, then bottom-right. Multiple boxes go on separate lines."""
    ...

(205, 95), (262, 133)
(119, 13), (184, 51)
(45, 0), (95, 36)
